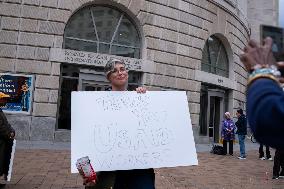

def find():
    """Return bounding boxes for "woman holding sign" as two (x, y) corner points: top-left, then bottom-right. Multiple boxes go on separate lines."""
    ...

(83, 59), (155, 189)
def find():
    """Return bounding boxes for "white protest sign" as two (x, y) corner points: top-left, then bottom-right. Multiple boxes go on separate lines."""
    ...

(71, 91), (198, 173)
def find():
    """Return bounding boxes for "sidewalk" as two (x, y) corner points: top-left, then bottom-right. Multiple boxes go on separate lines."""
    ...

(1, 141), (283, 189)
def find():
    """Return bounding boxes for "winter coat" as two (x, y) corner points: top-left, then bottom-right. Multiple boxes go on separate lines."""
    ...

(235, 114), (247, 135)
(221, 119), (236, 141)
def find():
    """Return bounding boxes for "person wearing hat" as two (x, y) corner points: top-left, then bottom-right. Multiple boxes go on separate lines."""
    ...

(0, 92), (15, 184)
(83, 59), (155, 189)
(221, 112), (236, 156)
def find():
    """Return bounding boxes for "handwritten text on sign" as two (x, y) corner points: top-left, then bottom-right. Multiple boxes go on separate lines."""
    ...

(71, 91), (198, 172)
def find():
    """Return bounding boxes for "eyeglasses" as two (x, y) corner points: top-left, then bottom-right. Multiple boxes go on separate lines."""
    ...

(109, 66), (127, 75)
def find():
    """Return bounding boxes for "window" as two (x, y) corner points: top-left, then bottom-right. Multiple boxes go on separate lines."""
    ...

(201, 36), (229, 78)
(64, 6), (141, 58)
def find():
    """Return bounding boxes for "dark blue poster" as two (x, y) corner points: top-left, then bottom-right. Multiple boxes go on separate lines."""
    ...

(0, 74), (33, 114)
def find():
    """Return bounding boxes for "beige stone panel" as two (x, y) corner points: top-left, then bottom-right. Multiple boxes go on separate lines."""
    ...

(1, 16), (20, 30)
(39, 21), (65, 35)
(166, 19), (179, 31)
(53, 36), (63, 48)
(33, 103), (57, 117)
(205, 1), (218, 13)
(143, 25), (161, 38)
(128, 0), (142, 16)
(165, 76), (176, 89)
(178, 33), (192, 46)
(155, 63), (166, 75)
(17, 46), (36, 59)
(0, 3), (21, 17)
(176, 78), (189, 90)
(35, 47), (50, 61)
(57, 0), (81, 10)
(118, 0), (131, 7)
(34, 89), (49, 102)
(165, 64), (176, 77)
(154, 50), (177, 65)
(189, 47), (202, 59)
(178, 0), (189, 12)
(23, 0), (40, 6)
(0, 30), (18, 44)
(146, 37), (159, 50)
(35, 75), (60, 89)
(40, 0), (58, 8)
(150, 0), (167, 6)
(153, 15), (167, 28)
(189, 102), (200, 114)
(20, 18), (38, 32)
(168, 0), (179, 9)
(189, 26), (207, 39)
(19, 32), (54, 47)
(178, 22), (189, 34)
(190, 113), (199, 125)
(0, 44), (17, 58)
(21, 5), (49, 20)
(161, 28), (178, 42)
(166, 41), (177, 54)
(177, 44), (189, 56)
(48, 9), (71, 23)
(0, 58), (15, 72)
(4, 0), (22, 3)
(152, 74), (168, 87)
(179, 11), (190, 24)
(137, 12), (155, 25)
(16, 60), (52, 74)
(191, 37), (205, 49)
(146, 49), (155, 60)
(143, 73), (153, 85)
(177, 55), (199, 69)
(51, 62), (61, 76)
(49, 90), (58, 103)
(187, 68), (195, 80)
(187, 91), (200, 103)
(176, 66), (188, 79)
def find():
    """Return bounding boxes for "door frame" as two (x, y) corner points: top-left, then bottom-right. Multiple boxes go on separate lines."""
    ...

(207, 89), (225, 143)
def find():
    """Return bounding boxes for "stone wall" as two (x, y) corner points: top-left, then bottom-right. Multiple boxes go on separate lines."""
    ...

(247, 0), (279, 41)
(0, 0), (252, 142)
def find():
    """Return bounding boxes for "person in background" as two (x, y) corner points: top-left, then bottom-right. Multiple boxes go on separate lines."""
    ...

(259, 144), (272, 161)
(240, 37), (284, 149)
(0, 92), (15, 186)
(272, 149), (284, 179)
(221, 112), (236, 156)
(235, 109), (247, 160)
(83, 58), (155, 189)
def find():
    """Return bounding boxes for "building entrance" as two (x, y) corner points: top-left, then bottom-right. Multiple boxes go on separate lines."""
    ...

(199, 85), (227, 143)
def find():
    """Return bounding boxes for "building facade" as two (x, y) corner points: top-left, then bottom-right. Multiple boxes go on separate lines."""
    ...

(0, 0), (276, 143)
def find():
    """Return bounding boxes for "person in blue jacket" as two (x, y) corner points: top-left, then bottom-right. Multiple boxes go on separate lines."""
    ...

(240, 37), (284, 150)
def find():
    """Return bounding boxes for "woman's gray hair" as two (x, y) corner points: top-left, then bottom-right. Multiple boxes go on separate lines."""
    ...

(104, 58), (126, 79)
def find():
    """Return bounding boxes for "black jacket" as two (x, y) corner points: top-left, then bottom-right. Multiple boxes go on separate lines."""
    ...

(235, 114), (247, 135)
(0, 109), (14, 176)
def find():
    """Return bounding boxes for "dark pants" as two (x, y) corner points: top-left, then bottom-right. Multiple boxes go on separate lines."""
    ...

(273, 149), (284, 177)
(114, 169), (155, 189)
(259, 144), (271, 159)
(223, 140), (233, 155)
(0, 139), (13, 177)
(85, 169), (155, 189)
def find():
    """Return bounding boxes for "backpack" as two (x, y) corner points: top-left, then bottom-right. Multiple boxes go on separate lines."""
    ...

(211, 145), (224, 155)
